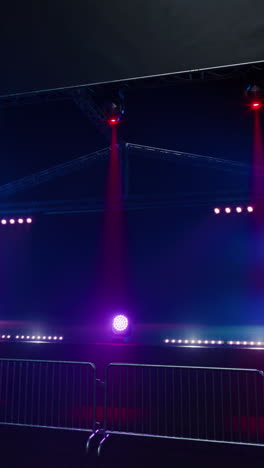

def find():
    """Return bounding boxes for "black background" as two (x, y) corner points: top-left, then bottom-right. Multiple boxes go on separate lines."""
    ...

(1, 0), (264, 96)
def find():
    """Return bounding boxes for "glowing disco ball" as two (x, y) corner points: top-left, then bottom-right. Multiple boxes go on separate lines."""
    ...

(112, 314), (129, 333)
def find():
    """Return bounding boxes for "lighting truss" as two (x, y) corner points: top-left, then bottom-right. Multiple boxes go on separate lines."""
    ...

(0, 142), (261, 213)
(0, 334), (63, 342)
(164, 338), (264, 348)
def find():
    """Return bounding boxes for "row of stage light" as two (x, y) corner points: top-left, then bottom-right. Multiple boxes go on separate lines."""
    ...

(164, 338), (264, 347)
(214, 206), (253, 214)
(0, 335), (63, 342)
(1, 217), (33, 225)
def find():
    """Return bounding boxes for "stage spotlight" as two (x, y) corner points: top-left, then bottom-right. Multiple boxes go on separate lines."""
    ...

(251, 101), (261, 110)
(1, 219), (7, 225)
(225, 207), (231, 214)
(42, 336), (46, 340)
(21, 336), (24, 339)
(26, 218), (32, 224)
(18, 218), (24, 224)
(112, 314), (129, 333)
(236, 207), (242, 213)
(9, 219), (15, 224)
(247, 206), (254, 212)
(214, 208), (220, 214)
(59, 336), (63, 340)
(109, 118), (119, 125)
(164, 339), (169, 343)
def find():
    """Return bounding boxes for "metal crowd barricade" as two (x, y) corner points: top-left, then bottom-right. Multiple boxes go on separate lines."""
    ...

(0, 359), (96, 431)
(104, 364), (264, 446)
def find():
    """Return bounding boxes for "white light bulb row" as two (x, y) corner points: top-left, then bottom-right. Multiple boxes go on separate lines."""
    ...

(1, 217), (33, 225)
(164, 339), (264, 346)
(0, 335), (63, 341)
(214, 206), (253, 215)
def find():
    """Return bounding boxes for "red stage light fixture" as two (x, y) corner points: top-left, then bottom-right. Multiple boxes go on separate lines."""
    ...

(109, 118), (119, 125)
(251, 101), (261, 109)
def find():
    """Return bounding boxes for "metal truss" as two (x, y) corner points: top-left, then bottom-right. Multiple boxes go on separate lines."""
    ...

(0, 142), (258, 212)
(0, 147), (109, 199)
(127, 143), (261, 176)
(69, 88), (111, 140)
(0, 189), (257, 215)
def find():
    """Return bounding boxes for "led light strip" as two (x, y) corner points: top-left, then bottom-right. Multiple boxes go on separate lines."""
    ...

(214, 206), (253, 215)
(0, 334), (63, 342)
(164, 339), (264, 346)
(1, 217), (33, 225)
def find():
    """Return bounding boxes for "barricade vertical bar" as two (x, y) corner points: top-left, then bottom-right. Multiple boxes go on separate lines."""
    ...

(220, 370), (224, 441)
(180, 368), (183, 436)
(237, 372), (241, 442)
(118, 366), (122, 431)
(156, 367), (159, 435)
(212, 371), (216, 440)
(229, 372), (233, 440)
(37, 363), (41, 425)
(172, 367), (176, 437)
(134, 366), (137, 433)
(262, 376), (264, 443)
(204, 370), (207, 440)
(44, 362), (48, 426)
(5, 361), (10, 423)
(51, 362), (55, 426)
(111, 367), (114, 431)
(246, 372), (250, 443)
(71, 365), (75, 428)
(164, 367), (167, 436)
(10, 361), (15, 423)
(57, 363), (61, 428)
(64, 363), (68, 428)
(17, 361), (22, 424)
(149, 367), (152, 434)
(188, 369), (191, 437)
(24, 361), (29, 424)
(92, 364), (96, 430)
(31, 362), (35, 425)
(141, 366), (144, 434)
(196, 370), (199, 439)
(126, 366), (129, 432)
(255, 372), (259, 443)
(78, 365), (82, 429)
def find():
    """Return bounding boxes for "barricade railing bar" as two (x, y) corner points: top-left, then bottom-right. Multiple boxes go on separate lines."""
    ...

(0, 359), (96, 431)
(104, 363), (264, 446)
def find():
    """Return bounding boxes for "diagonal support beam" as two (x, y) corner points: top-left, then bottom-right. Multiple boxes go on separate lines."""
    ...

(126, 143), (262, 176)
(0, 147), (109, 199)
